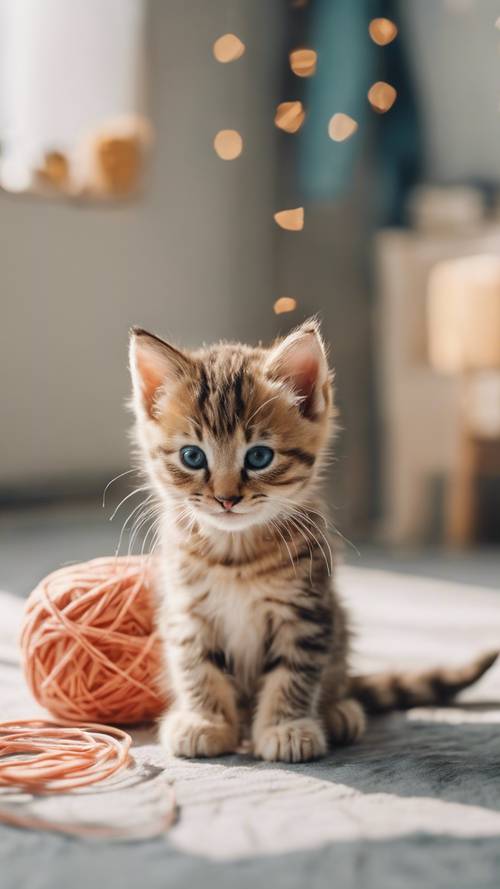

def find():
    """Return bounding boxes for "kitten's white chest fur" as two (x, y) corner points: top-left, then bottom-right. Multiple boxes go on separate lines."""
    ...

(163, 551), (285, 693)
(201, 569), (268, 689)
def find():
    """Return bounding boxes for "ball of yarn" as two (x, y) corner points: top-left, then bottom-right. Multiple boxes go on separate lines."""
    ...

(21, 556), (168, 725)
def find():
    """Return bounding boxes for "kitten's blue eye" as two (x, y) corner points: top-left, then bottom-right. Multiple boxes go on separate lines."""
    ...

(245, 446), (274, 471)
(180, 446), (207, 470)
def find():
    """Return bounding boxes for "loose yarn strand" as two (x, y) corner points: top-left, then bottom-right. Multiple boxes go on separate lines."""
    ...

(0, 721), (131, 793)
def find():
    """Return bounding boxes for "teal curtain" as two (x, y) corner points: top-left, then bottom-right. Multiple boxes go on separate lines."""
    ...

(299, 0), (421, 224)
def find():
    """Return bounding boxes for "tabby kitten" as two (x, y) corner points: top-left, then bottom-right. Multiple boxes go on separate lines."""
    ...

(129, 320), (497, 762)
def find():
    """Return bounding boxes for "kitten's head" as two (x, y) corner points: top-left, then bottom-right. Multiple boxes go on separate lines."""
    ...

(129, 320), (334, 534)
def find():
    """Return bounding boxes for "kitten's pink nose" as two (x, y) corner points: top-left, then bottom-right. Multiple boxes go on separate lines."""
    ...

(215, 495), (243, 511)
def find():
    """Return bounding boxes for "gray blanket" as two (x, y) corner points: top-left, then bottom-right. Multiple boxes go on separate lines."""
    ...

(1, 565), (499, 889)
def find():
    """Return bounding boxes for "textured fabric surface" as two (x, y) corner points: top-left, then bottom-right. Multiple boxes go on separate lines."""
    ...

(0, 564), (499, 889)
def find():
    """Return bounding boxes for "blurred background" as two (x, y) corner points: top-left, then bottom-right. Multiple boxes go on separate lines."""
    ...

(1, 0), (500, 595)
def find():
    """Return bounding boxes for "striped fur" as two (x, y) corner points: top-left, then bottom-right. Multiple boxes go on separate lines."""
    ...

(129, 321), (498, 763)
(350, 650), (499, 714)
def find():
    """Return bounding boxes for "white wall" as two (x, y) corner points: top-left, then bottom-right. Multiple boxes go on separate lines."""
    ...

(0, 0), (282, 491)
(402, 0), (500, 183)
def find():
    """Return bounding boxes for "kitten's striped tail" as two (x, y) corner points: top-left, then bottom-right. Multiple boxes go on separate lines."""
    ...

(349, 650), (498, 714)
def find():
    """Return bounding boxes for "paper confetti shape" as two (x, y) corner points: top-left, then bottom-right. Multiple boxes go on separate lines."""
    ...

(274, 102), (306, 133)
(369, 18), (398, 46)
(213, 130), (243, 160)
(213, 34), (245, 63)
(328, 113), (358, 142)
(274, 298), (298, 315)
(367, 81), (397, 113)
(274, 207), (304, 231)
(289, 48), (317, 77)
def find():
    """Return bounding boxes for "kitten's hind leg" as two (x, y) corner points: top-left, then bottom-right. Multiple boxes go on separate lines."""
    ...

(324, 698), (366, 746)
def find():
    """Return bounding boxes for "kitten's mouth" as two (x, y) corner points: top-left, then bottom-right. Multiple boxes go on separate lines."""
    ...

(209, 508), (247, 521)
(193, 504), (261, 531)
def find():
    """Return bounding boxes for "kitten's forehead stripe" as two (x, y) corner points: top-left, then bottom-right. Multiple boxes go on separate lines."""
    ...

(197, 367), (210, 413)
(233, 368), (245, 419)
(195, 351), (252, 440)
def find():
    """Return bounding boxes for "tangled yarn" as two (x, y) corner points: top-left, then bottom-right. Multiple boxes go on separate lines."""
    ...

(0, 720), (131, 793)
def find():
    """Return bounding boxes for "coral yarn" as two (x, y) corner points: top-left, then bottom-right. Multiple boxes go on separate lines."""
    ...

(21, 556), (167, 725)
(0, 721), (131, 793)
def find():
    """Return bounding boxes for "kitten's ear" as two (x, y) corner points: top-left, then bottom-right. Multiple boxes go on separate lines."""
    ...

(129, 327), (192, 419)
(266, 318), (330, 419)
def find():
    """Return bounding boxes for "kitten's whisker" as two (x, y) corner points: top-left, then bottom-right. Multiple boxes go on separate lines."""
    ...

(287, 512), (331, 577)
(281, 491), (358, 557)
(328, 521), (360, 557)
(115, 500), (150, 556)
(288, 510), (333, 576)
(126, 510), (153, 556)
(128, 507), (158, 556)
(272, 495), (335, 573)
(295, 516), (333, 577)
(115, 495), (154, 556)
(280, 514), (314, 583)
(108, 485), (150, 522)
(139, 522), (153, 557)
(140, 512), (162, 556)
(102, 468), (137, 508)
(185, 514), (197, 543)
(290, 507), (333, 558)
(127, 500), (158, 541)
(279, 517), (300, 559)
(273, 498), (332, 577)
(147, 517), (163, 556)
(297, 503), (358, 558)
(169, 504), (198, 545)
(269, 519), (296, 575)
(295, 503), (330, 528)
(182, 506), (198, 543)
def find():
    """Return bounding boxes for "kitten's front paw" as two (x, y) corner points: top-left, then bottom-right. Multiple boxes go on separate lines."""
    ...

(160, 711), (237, 758)
(254, 718), (327, 763)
